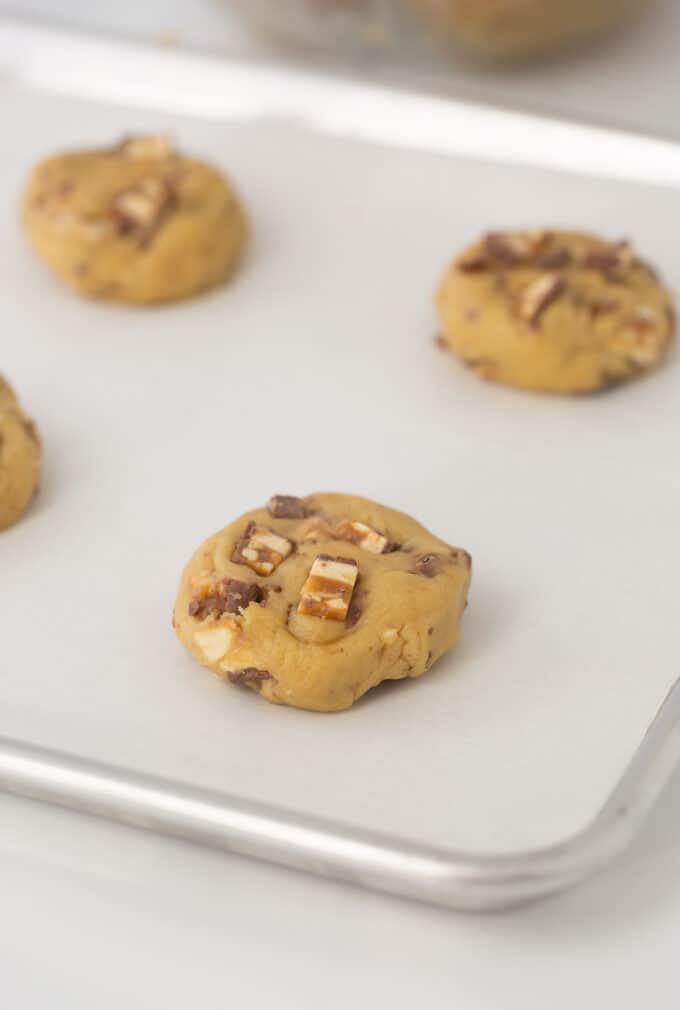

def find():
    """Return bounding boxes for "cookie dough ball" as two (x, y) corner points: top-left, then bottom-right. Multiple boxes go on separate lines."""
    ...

(22, 134), (247, 304)
(406, 0), (651, 61)
(174, 492), (471, 712)
(0, 376), (41, 530)
(436, 230), (675, 394)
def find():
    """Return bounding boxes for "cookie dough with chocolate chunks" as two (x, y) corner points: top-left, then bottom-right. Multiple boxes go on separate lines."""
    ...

(436, 230), (674, 394)
(174, 492), (471, 712)
(23, 134), (247, 304)
(0, 375), (41, 530)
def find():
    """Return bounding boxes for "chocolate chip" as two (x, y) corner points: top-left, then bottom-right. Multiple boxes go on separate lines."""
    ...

(228, 668), (271, 685)
(189, 578), (263, 620)
(410, 553), (444, 578)
(267, 495), (307, 519)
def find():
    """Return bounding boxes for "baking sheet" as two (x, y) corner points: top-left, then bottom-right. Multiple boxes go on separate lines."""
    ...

(1, 24), (679, 856)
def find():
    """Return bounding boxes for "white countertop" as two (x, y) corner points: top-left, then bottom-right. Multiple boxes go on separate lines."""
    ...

(2, 785), (680, 1008)
(2, 4), (680, 1005)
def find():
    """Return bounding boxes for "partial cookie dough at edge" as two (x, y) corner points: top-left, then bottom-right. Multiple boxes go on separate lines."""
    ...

(0, 376), (41, 531)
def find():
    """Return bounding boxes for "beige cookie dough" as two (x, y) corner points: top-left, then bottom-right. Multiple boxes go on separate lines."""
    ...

(436, 229), (675, 394)
(406, 0), (651, 61)
(23, 134), (247, 304)
(174, 492), (471, 712)
(0, 375), (41, 530)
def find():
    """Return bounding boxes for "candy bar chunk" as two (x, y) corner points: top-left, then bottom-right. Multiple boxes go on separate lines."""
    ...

(232, 521), (293, 575)
(297, 555), (358, 621)
(518, 273), (564, 326)
(112, 177), (174, 237)
(335, 519), (390, 555)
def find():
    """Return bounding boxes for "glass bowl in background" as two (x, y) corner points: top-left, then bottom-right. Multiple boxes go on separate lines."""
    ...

(226, 0), (654, 63)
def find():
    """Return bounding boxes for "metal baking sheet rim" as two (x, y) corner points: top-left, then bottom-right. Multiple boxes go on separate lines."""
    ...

(1, 17), (680, 912)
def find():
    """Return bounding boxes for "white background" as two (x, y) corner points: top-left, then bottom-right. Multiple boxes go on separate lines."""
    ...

(2, 7), (680, 1007)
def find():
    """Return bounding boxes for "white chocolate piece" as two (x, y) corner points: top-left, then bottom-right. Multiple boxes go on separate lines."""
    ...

(194, 627), (234, 662)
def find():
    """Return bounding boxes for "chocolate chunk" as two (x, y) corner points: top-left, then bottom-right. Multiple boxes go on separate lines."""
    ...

(189, 578), (263, 620)
(228, 667), (271, 685)
(484, 233), (524, 265)
(346, 601), (362, 628)
(457, 253), (488, 272)
(535, 247), (572, 269)
(410, 553), (445, 578)
(267, 495), (307, 519)
(382, 540), (401, 554)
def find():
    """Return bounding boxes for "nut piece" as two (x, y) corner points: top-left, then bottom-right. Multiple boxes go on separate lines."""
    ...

(518, 273), (565, 326)
(118, 134), (172, 160)
(232, 521), (293, 576)
(194, 627), (234, 663)
(297, 554), (358, 622)
(112, 176), (175, 240)
(267, 494), (307, 519)
(334, 519), (394, 555)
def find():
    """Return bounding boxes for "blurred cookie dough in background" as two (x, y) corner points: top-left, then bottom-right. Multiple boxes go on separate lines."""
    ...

(436, 229), (675, 394)
(0, 376), (41, 531)
(404, 0), (654, 61)
(22, 134), (248, 304)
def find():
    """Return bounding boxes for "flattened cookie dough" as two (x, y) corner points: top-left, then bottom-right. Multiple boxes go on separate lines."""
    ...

(174, 492), (471, 712)
(23, 134), (247, 304)
(0, 375), (41, 530)
(436, 230), (675, 394)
